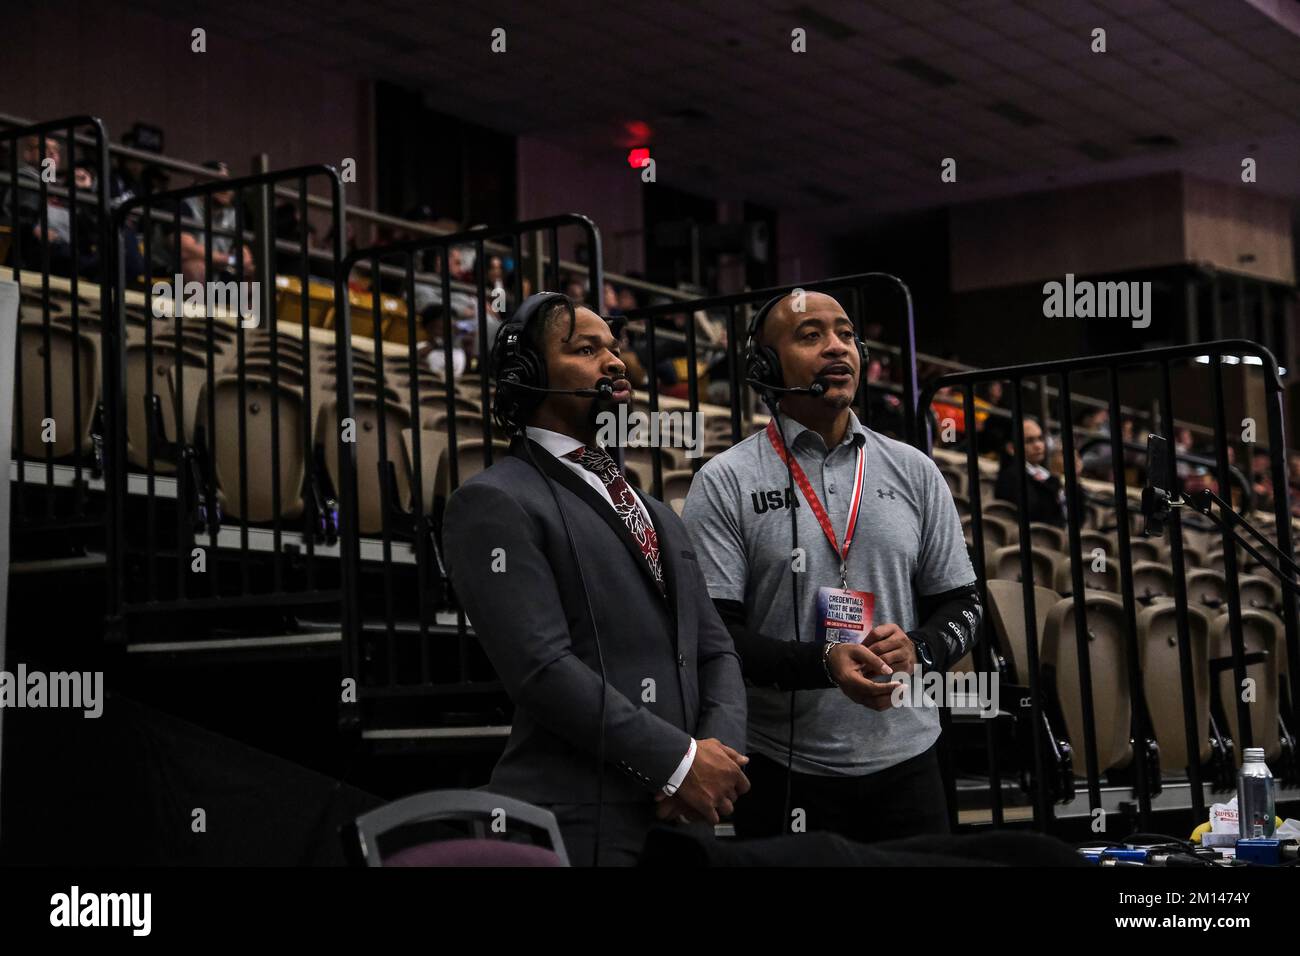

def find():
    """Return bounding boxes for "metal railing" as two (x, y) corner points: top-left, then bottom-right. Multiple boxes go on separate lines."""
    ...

(3, 116), (112, 552)
(336, 214), (603, 735)
(919, 339), (1299, 836)
(106, 165), (358, 654)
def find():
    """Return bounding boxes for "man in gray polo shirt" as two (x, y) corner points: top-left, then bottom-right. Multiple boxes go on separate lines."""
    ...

(681, 291), (981, 842)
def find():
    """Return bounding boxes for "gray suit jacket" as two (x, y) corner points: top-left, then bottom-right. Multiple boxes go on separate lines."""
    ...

(443, 439), (747, 806)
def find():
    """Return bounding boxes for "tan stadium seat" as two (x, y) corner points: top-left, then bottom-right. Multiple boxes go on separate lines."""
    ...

(1211, 609), (1283, 763)
(1131, 560), (1175, 605)
(1078, 529), (1113, 558)
(985, 578), (1058, 685)
(993, 544), (1058, 590)
(401, 427), (449, 515)
(1042, 590), (1133, 774)
(939, 466), (965, 497)
(318, 394), (412, 535)
(982, 499), (1018, 525)
(1028, 522), (1067, 552)
(124, 341), (210, 471)
(1137, 603), (1214, 775)
(1186, 569), (1227, 610)
(1053, 550), (1120, 595)
(1238, 574), (1280, 615)
(1129, 538), (1164, 563)
(434, 438), (510, 503)
(197, 374), (308, 523)
(13, 320), (100, 461)
(977, 514), (1019, 547)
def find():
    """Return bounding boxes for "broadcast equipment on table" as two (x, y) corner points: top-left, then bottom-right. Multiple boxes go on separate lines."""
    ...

(1096, 433), (1300, 867)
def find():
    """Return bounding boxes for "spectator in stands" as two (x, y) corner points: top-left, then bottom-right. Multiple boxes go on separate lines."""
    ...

(603, 280), (621, 315)
(617, 284), (640, 313)
(416, 304), (466, 378)
(683, 290), (980, 845)
(2, 135), (56, 269)
(178, 161), (254, 283)
(975, 381), (1011, 456)
(865, 354), (904, 438)
(995, 415), (1066, 526)
(1251, 449), (1274, 511)
(443, 292), (749, 866)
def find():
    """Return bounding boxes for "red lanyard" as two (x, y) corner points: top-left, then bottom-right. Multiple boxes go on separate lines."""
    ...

(765, 419), (866, 587)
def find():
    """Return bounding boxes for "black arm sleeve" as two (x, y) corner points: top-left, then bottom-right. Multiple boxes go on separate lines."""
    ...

(713, 599), (835, 691)
(909, 582), (982, 672)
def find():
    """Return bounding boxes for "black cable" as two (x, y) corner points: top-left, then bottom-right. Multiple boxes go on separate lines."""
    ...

(768, 398), (802, 834)
(521, 430), (607, 866)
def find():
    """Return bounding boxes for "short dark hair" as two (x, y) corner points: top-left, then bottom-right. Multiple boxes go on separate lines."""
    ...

(528, 297), (577, 356)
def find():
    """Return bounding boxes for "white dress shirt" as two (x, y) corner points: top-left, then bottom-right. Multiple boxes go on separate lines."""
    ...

(526, 426), (696, 795)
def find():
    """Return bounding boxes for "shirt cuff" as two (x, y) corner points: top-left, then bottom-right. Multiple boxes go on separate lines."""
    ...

(662, 738), (697, 795)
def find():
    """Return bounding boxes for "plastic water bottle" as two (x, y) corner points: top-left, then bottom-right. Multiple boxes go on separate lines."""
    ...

(1237, 748), (1275, 838)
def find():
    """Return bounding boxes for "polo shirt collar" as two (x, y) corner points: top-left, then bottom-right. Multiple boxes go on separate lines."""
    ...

(775, 406), (869, 452)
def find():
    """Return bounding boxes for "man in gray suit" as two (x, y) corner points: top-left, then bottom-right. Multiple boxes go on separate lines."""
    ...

(443, 292), (749, 866)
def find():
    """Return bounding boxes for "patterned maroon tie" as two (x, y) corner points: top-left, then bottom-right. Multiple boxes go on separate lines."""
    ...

(564, 445), (665, 594)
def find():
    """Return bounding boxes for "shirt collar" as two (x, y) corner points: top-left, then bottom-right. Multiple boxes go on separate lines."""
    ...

(775, 406), (869, 453)
(527, 426), (596, 460)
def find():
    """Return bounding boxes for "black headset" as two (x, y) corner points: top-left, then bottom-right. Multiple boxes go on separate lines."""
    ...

(743, 291), (868, 395)
(491, 291), (575, 434)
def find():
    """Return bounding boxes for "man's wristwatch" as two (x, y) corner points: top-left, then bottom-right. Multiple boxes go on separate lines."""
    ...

(909, 635), (935, 671)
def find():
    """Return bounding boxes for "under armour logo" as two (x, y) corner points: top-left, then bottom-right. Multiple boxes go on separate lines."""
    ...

(876, 488), (896, 500)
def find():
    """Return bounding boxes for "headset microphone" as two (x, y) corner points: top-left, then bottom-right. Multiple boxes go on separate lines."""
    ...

(501, 375), (616, 399)
(743, 376), (829, 398)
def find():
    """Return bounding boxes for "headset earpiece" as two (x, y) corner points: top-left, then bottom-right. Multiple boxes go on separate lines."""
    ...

(492, 291), (573, 433)
(744, 292), (868, 398)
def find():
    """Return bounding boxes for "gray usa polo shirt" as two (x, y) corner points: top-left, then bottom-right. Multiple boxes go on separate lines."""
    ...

(681, 408), (974, 776)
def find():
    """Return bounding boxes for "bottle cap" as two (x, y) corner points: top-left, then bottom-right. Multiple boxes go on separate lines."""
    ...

(1243, 747), (1266, 761)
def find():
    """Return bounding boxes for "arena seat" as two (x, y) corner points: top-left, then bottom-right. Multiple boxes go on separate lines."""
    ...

(124, 341), (210, 471)
(1041, 590), (1133, 775)
(14, 319), (100, 461)
(199, 373), (309, 522)
(1129, 538), (1163, 563)
(984, 578), (1057, 685)
(274, 273), (334, 328)
(1137, 602), (1214, 776)
(1186, 569), (1228, 609)
(1130, 561), (1175, 604)
(1211, 609), (1283, 762)
(1237, 574), (1281, 615)
(1052, 551), (1120, 595)
(318, 394), (412, 535)
(1027, 522), (1066, 552)
(992, 544), (1059, 590)
(982, 500), (1018, 525)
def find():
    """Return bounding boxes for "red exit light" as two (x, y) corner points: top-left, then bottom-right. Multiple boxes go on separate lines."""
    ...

(627, 147), (651, 168)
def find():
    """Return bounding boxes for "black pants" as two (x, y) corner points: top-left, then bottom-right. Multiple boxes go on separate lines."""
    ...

(732, 743), (950, 844)
(548, 802), (714, 867)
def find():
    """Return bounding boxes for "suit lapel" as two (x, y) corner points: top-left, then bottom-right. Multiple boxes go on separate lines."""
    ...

(515, 439), (665, 598)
